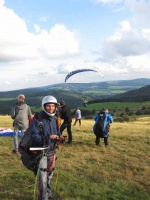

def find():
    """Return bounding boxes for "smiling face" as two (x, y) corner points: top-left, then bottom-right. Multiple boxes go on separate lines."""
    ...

(45, 103), (56, 114)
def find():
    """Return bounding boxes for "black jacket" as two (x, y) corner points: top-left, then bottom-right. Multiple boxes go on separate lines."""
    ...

(60, 105), (72, 123)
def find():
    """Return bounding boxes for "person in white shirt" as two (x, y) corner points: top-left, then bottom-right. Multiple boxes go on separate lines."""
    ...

(74, 107), (82, 126)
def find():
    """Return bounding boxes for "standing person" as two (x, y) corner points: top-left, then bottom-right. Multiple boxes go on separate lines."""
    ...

(74, 107), (82, 126)
(10, 94), (32, 153)
(59, 100), (73, 144)
(29, 95), (64, 199)
(93, 108), (113, 147)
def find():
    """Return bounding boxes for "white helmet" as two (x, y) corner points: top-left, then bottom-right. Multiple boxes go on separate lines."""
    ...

(42, 95), (58, 116)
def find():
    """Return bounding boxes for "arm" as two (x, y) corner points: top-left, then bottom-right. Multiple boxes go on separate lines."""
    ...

(10, 106), (16, 119)
(28, 105), (32, 118)
(107, 114), (113, 123)
(94, 114), (99, 122)
(10, 105), (19, 119)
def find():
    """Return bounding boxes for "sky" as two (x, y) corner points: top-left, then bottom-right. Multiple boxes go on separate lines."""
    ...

(0, 0), (150, 91)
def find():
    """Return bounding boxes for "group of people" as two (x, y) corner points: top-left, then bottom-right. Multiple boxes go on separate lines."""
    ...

(10, 94), (113, 199)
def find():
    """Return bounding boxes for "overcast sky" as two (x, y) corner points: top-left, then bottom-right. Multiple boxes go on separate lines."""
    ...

(0, 0), (150, 91)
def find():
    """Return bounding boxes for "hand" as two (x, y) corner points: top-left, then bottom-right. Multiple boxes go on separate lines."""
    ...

(50, 135), (59, 140)
(60, 135), (65, 141)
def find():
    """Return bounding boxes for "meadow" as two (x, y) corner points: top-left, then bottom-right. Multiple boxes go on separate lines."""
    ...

(0, 115), (150, 200)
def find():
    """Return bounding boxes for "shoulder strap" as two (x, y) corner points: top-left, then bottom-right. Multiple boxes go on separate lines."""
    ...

(34, 112), (45, 145)
(34, 112), (43, 134)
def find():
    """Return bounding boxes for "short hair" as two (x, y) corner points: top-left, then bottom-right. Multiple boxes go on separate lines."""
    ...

(18, 94), (25, 101)
(101, 108), (109, 113)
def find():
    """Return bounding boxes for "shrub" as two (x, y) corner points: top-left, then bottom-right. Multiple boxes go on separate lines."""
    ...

(129, 115), (137, 122)
(136, 110), (143, 115)
(84, 115), (93, 119)
(115, 115), (136, 122)
(114, 117), (125, 122)
(143, 109), (150, 115)
(128, 111), (134, 116)
(125, 107), (130, 112)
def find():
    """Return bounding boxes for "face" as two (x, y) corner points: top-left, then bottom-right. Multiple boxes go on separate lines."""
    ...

(45, 103), (56, 114)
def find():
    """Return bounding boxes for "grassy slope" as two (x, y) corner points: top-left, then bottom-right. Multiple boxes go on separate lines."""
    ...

(0, 116), (150, 200)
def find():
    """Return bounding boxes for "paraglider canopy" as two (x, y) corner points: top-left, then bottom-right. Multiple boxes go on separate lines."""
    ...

(65, 68), (103, 82)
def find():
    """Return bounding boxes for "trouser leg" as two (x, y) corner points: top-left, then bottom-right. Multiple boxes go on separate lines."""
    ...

(79, 119), (81, 126)
(95, 136), (100, 145)
(60, 122), (72, 142)
(47, 170), (54, 198)
(14, 128), (19, 151)
(60, 122), (66, 134)
(74, 119), (77, 126)
(47, 154), (55, 198)
(67, 123), (72, 142)
(104, 137), (109, 146)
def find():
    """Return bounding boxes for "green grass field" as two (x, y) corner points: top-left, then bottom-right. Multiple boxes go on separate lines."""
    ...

(84, 101), (150, 111)
(0, 115), (150, 200)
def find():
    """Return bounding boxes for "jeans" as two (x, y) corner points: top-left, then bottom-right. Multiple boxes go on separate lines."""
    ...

(13, 125), (26, 151)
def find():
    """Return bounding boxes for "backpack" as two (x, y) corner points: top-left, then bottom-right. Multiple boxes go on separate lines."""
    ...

(94, 112), (106, 138)
(19, 112), (43, 173)
(19, 112), (43, 153)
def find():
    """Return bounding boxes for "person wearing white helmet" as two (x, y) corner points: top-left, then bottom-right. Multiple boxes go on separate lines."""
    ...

(30, 95), (64, 199)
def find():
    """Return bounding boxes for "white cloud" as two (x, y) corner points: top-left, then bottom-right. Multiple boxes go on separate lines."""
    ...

(0, 1), (80, 90)
(0, 0), (150, 91)
(37, 24), (79, 58)
(0, 2), (80, 62)
(4, 80), (11, 85)
(0, 0), (4, 7)
(101, 20), (150, 58)
(96, 0), (150, 80)
(125, 0), (150, 26)
(33, 24), (41, 33)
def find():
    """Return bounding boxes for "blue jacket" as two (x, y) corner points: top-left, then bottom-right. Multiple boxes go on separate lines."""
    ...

(30, 111), (61, 150)
(93, 112), (113, 137)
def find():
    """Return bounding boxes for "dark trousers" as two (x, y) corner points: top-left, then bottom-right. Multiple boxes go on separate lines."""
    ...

(74, 119), (81, 126)
(60, 122), (72, 142)
(95, 136), (109, 146)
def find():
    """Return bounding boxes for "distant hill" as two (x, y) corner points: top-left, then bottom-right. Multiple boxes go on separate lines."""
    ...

(89, 85), (150, 104)
(0, 78), (150, 114)
(36, 78), (150, 99)
(112, 84), (150, 102)
(0, 78), (150, 99)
